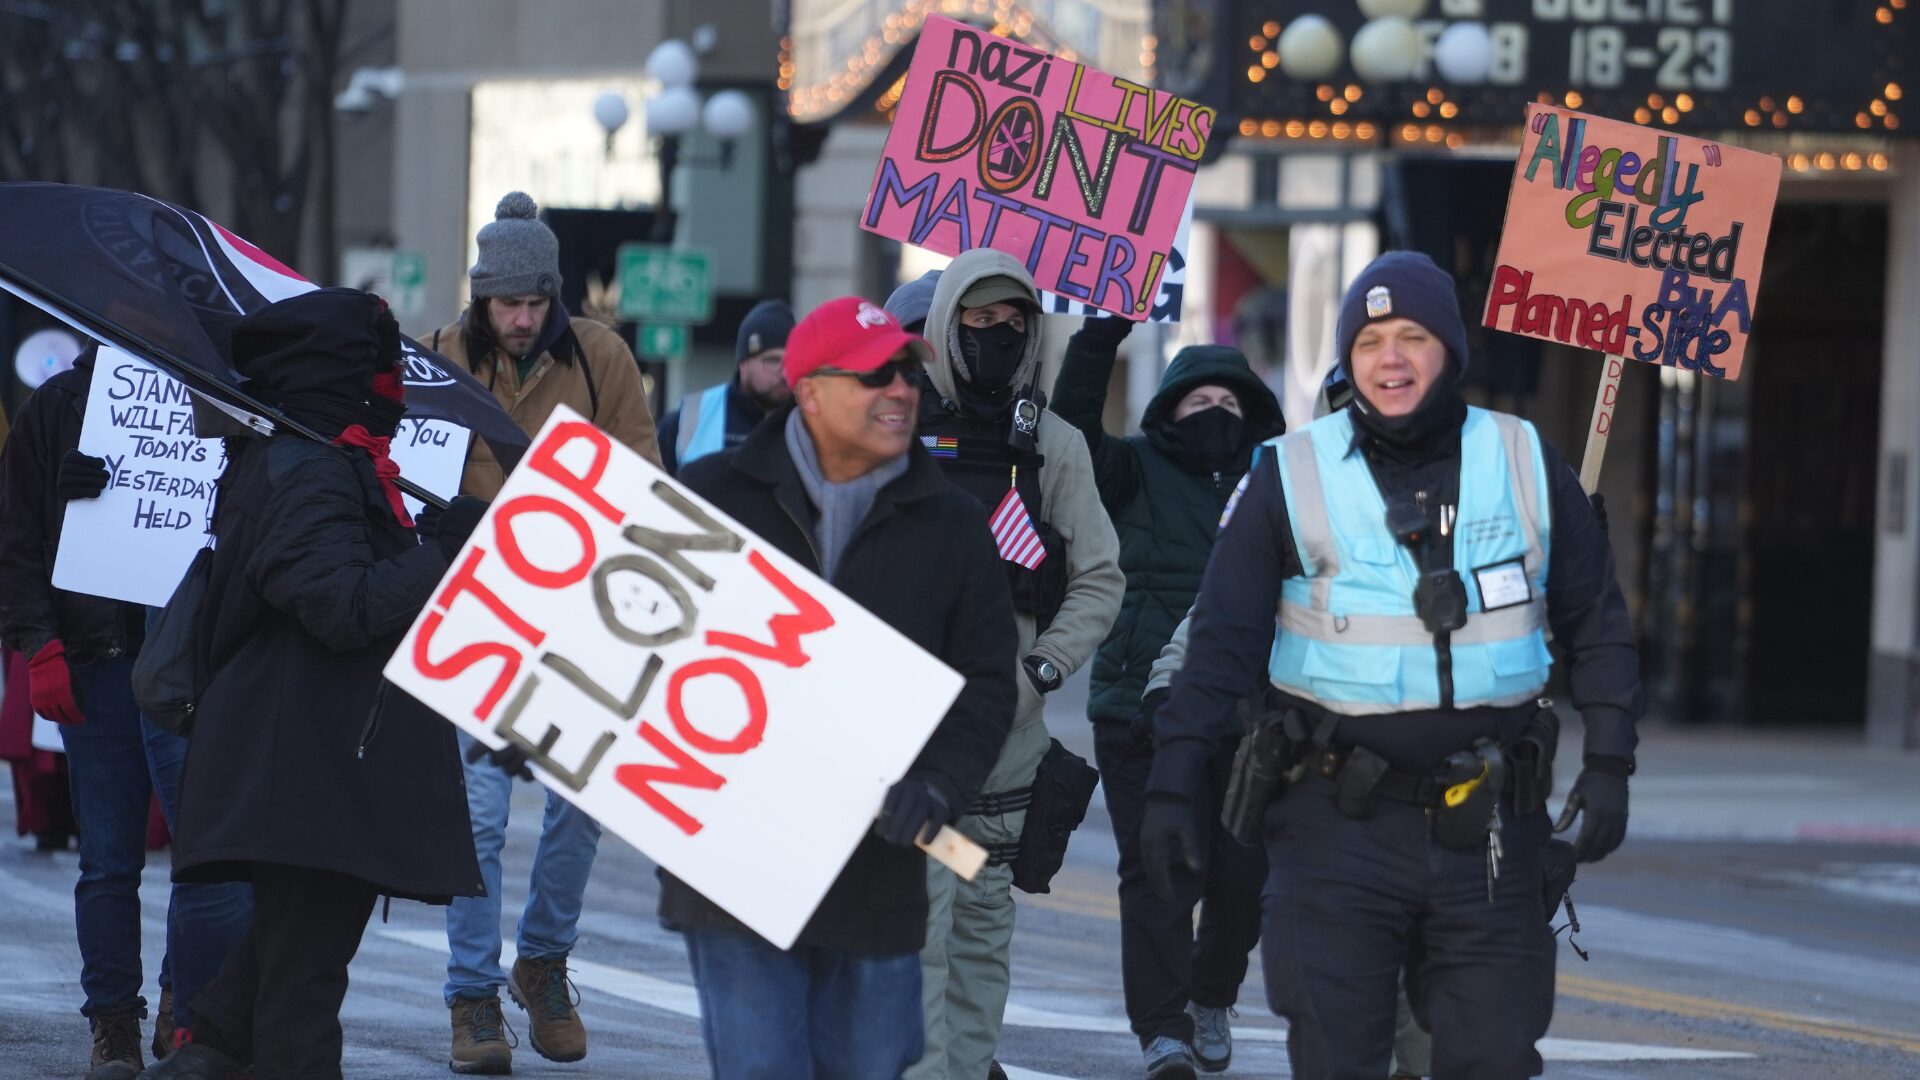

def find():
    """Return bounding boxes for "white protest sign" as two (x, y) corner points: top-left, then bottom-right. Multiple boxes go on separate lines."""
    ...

(52, 349), (225, 606)
(32, 713), (64, 754)
(383, 406), (967, 949)
(1039, 199), (1194, 323)
(392, 418), (471, 519)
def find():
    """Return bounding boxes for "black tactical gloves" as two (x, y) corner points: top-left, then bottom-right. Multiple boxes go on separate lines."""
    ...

(1074, 312), (1136, 352)
(877, 778), (952, 847)
(415, 494), (489, 558)
(1554, 755), (1631, 862)
(1140, 794), (1205, 900)
(57, 450), (110, 502)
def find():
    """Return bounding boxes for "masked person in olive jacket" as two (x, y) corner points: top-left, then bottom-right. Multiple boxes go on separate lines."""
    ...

(894, 251), (1124, 1080)
(1051, 316), (1284, 1079)
(143, 289), (486, 1080)
(661, 297), (1018, 1077)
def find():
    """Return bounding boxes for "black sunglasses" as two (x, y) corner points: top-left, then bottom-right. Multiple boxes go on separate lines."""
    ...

(810, 357), (918, 389)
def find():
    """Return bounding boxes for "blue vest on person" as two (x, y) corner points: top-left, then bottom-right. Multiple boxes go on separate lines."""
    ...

(1266, 406), (1554, 715)
(676, 383), (731, 467)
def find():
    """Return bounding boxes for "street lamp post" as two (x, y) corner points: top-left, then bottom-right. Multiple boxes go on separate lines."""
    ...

(607, 36), (755, 244)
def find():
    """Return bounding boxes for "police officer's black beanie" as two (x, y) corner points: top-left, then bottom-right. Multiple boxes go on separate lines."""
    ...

(1334, 251), (1470, 380)
(736, 300), (796, 362)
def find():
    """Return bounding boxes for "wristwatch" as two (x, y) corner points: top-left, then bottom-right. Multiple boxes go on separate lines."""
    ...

(1023, 655), (1062, 694)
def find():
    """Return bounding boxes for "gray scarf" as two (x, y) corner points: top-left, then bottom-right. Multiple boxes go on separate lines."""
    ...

(783, 409), (909, 580)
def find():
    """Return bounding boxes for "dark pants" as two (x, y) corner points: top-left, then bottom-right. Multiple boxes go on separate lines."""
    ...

(1094, 720), (1266, 1048)
(684, 925), (924, 1080)
(192, 863), (377, 1080)
(1262, 773), (1555, 1080)
(61, 656), (251, 1023)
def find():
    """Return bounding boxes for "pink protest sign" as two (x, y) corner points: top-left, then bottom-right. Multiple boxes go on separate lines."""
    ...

(861, 16), (1214, 321)
(1485, 105), (1781, 380)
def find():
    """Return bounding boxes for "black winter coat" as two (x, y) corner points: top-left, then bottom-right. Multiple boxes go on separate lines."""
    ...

(0, 351), (146, 661)
(172, 435), (482, 902)
(1050, 331), (1283, 726)
(659, 407), (1018, 953)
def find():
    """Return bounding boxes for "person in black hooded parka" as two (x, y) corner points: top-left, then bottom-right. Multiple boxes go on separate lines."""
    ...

(145, 288), (487, 1080)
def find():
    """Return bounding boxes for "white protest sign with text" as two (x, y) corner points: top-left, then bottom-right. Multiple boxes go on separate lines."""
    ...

(392, 418), (471, 519)
(383, 406), (965, 949)
(52, 348), (224, 606)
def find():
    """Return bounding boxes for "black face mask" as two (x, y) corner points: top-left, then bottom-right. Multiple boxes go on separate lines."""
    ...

(958, 322), (1027, 392)
(1173, 406), (1244, 472)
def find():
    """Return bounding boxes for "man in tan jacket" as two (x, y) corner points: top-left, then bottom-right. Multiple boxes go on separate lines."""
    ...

(898, 249), (1124, 1080)
(421, 191), (659, 1075)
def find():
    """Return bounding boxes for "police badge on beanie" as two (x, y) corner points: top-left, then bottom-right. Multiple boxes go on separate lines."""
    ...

(1335, 251), (1471, 454)
(469, 192), (562, 300)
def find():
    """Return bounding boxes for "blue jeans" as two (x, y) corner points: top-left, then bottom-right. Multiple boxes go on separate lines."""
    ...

(684, 926), (924, 1080)
(444, 730), (603, 1004)
(62, 656), (251, 1023)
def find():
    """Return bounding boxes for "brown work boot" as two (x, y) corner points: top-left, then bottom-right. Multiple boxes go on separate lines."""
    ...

(151, 989), (175, 1061)
(87, 1003), (145, 1080)
(449, 996), (513, 1075)
(507, 955), (587, 1063)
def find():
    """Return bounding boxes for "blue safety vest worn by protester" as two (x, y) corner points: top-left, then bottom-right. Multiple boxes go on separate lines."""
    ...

(675, 382), (731, 467)
(1267, 406), (1553, 715)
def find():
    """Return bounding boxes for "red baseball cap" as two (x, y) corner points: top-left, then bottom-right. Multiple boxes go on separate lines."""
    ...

(783, 296), (933, 389)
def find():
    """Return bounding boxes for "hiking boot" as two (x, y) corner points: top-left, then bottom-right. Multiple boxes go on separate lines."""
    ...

(449, 996), (513, 1075)
(87, 1004), (145, 1080)
(507, 955), (587, 1063)
(1186, 1002), (1234, 1072)
(136, 1042), (246, 1080)
(1143, 1035), (1197, 1080)
(152, 989), (176, 1062)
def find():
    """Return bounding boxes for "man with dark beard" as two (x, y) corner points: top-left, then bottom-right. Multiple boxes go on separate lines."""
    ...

(1141, 252), (1641, 1080)
(658, 299), (796, 474)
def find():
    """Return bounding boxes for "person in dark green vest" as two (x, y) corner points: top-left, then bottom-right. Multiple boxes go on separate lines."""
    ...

(1050, 314), (1283, 1079)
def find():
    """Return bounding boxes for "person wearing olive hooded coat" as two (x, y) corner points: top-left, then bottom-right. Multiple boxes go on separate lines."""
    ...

(1049, 315), (1284, 1079)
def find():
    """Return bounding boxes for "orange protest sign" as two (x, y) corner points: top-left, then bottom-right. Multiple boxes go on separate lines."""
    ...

(1484, 104), (1781, 382)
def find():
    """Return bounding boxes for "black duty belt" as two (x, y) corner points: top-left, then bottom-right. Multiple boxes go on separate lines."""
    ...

(966, 787), (1033, 817)
(1315, 745), (1453, 809)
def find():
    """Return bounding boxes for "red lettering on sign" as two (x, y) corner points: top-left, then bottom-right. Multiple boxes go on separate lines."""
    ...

(412, 610), (521, 721)
(527, 422), (624, 526)
(615, 723), (727, 835)
(667, 657), (768, 756)
(495, 495), (596, 589)
(436, 546), (546, 647)
(704, 550), (836, 668)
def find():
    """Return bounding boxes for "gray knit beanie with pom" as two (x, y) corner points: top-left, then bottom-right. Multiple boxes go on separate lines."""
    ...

(469, 191), (562, 300)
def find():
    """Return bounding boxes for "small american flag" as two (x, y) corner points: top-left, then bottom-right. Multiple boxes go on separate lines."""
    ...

(990, 489), (1047, 569)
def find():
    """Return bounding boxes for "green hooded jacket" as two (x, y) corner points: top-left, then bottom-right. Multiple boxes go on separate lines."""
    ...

(1050, 327), (1284, 726)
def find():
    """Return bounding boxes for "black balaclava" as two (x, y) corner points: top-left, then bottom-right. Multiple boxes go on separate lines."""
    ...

(1173, 406), (1245, 473)
(955, 319), (1029, 418)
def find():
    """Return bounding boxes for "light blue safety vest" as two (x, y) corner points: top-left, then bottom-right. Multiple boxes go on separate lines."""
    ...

(1267, 406), (1554, 715)
(675, 383), (731, 467)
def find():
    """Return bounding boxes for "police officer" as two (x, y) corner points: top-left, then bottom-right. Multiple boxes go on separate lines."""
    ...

(657, 299), (796, 473)
(1140, 252), (1640, 1080)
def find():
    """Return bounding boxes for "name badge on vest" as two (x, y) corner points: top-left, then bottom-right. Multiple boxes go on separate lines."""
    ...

(1473, 558), (1532, 611)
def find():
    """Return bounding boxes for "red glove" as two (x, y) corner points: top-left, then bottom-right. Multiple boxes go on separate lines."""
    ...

(28, 640), (85, 725)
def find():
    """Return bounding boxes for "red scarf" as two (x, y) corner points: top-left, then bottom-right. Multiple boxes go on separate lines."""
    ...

(333, 424), (413, 527)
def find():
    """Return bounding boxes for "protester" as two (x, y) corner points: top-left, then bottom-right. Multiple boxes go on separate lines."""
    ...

(1050, 316), (1282, 1078)
(1, 642), (77, 852)
(891, 252), (1124, 1080)
(882, 269), (942, 335)
(661, 295), (1019, 1077)
(139, 288), (485, 1080)
(0, 344), (252, 1080)
(1142, 252), (1641, 1079)
(423, 190), (661, 1072)
(656, 299), (795, 473)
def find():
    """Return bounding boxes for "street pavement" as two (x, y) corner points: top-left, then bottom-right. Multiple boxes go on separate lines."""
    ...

(2, 672), (1918, 1078)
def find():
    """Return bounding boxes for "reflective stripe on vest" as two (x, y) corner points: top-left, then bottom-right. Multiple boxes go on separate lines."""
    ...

(676, 383), (731, 466)
(1267, 407), (1554, 716)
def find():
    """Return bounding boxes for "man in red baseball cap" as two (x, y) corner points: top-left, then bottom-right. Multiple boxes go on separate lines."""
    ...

(657, 296), (1018, 1078)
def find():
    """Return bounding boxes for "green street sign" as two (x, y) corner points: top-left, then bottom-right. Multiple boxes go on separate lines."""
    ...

(636, 322), (689, 360)
(616, 244), (713, 323)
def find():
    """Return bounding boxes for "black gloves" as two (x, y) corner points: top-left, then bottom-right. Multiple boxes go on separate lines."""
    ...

(416, 495), (489, 557)
(1140, 794), (1205, 900)
(1589, 492), (1610, 538)
(57, 450), (110, 502)
(1554, 755), (1630, 862)
(465, 737), (533, 781)
(876, 778), (952, 847)
(1074, 312), (1136, 352)
(1130, 688), (1170, 751)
